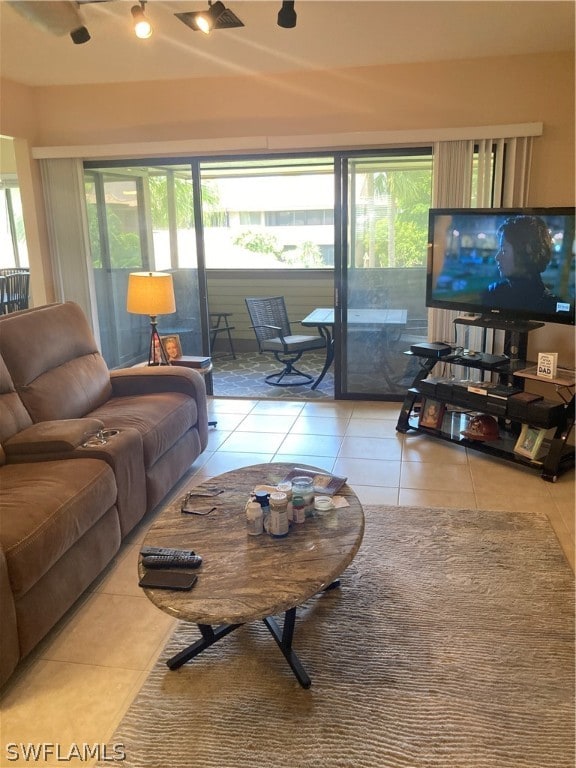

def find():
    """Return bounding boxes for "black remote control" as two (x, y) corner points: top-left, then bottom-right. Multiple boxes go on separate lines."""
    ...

(140, 546), (195, 558)
(142, 554), (203, 569)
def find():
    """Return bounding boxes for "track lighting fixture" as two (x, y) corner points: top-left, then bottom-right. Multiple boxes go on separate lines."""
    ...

(8, 0), (91, 44)
(132, 0), (152, 39)
(175, 2), (244, 34)
(277, 1), (297, 29)
(11, 0), (298, 44)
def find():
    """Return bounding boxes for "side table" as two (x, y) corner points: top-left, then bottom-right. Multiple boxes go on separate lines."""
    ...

(209, 312), (236, 359)
(170, 357), (216, 427)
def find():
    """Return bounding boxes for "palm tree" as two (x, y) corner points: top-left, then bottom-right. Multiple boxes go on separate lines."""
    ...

(370, 169), (426, 267)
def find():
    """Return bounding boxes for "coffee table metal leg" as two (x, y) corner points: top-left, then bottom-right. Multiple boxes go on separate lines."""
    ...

(166, 623), (242, 670)
(263, 608), (311, 689)
(166, 611), (312, 688)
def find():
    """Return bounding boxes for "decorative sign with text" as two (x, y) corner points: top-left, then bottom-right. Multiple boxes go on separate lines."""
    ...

(537, 352), (558, 380)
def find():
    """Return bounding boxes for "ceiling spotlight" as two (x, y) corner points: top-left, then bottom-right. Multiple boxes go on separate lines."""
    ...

(175, 2), (244, 34)
(277, 0), (296, 28)
(8, 0), (91, 44)
(132, 1), (152, 39)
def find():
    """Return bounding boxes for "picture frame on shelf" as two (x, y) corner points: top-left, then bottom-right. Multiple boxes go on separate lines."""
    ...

(418, 398), (445, 429)
(159, 334), (182, 362)
(513, 424), (547, 460)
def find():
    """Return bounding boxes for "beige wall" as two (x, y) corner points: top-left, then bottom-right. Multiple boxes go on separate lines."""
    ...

(0, 50), (574, 363)
(2, 51), (573, 202)
(0, 137), (17, 174)
(0, 78), (38, 142)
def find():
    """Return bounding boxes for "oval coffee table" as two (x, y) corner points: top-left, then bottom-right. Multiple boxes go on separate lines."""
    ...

(139, 462), (365, 687)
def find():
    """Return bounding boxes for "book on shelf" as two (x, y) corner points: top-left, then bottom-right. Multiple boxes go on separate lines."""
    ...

(171, 356), (211, 369)
(281, 467), (348, 496)
(466, 382), (522, 398)
(467, 382), (498, 395)
(486, 384), (523, 401)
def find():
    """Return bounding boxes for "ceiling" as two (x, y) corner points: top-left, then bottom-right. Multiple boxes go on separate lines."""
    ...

(0, 0), (574, 88)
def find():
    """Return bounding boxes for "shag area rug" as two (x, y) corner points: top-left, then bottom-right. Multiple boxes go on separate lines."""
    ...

(99, 505), (574, 768)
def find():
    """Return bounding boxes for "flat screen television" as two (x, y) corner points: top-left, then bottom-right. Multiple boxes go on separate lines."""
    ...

(426, 207), (575, 327)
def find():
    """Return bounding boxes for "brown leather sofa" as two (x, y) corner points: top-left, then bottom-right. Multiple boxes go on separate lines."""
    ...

(0, 302), (209, 687)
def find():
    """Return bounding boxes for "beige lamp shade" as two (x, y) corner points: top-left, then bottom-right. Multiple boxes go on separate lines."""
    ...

(126, 272), (176, 316)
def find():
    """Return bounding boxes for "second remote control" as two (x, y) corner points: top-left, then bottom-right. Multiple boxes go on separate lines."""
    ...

(142, 554), (202, 569)
(140, 546), (195, 558)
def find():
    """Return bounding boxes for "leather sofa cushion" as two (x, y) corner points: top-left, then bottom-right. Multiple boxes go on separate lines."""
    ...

(16, 353), (112, 422)
(0, 354), (33, 446)
(0, 459), (117, 597)
(0, 303), (113, 421)
(88, 392), (197, 468)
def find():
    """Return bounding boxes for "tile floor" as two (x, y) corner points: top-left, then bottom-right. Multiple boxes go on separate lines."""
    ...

(1, 397), (574, 767)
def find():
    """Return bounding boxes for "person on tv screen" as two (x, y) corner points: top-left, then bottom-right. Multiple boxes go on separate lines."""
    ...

(481, 215), (558, 312)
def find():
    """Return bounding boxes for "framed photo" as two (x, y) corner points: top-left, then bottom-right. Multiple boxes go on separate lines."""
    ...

(514, 424), (547, 460)
(418, 398), (445, 429)
(158, 334), (182, 362)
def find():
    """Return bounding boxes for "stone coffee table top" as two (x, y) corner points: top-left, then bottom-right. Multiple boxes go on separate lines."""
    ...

(139, 462), (365, 626)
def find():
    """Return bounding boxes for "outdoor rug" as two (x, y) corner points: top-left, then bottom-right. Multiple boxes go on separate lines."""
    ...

(98, 505), (574, 768)
(211, 351), (334, 400)
(210, 351), (417, 400)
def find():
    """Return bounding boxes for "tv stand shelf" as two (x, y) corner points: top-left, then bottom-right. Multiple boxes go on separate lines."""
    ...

(396, 347), (575, 483)
(514, 366), (576, 389)
(455, 315), (545, 333)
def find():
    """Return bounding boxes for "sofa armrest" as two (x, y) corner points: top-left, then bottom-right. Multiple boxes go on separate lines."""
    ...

(110, 366), (207, 401)
(3, 418), (105, 458)
(110, 366), (208, 447)
(0, 544), (20, 686)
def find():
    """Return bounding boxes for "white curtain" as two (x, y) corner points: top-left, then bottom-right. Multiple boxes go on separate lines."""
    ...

(428, 135), (534, 349)
(39, 158), (100, 338)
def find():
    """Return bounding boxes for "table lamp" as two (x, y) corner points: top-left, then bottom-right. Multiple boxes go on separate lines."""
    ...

(126, 271), (176, 365)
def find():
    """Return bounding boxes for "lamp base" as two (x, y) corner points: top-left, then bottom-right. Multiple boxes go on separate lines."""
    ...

(148, 318), (171, 366)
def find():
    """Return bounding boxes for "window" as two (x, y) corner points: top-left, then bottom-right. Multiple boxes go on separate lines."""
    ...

(200, 157), (335, 269)
(264, 209), (334, 226)
(0, 183), (28, 268)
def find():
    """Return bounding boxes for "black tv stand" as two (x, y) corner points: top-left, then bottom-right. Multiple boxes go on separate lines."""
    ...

(396, 318), (575, 482)
(455, 315), (544, 362)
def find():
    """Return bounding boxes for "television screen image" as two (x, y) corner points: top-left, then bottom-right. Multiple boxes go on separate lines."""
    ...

(426, 208), (575, 326)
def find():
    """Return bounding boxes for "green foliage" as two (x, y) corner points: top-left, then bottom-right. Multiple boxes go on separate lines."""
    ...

(149, 175), (194, 229)
(282, 240), (324, 267)
(148, 174), (223, 228)
(86, 203), (102, 268)
(233, 232), (325, 268)
(86, 203), (142, 268)
(108, 224), (141, 268)
(233, 230), (283, 259)
(394, 220), (428, 267)
(366, 169), (431, 267)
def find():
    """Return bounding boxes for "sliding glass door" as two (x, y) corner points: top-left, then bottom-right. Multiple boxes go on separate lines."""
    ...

(336, 151), (433, 398)
(84, 149), (432, 400)
(84, 163), (205, 369)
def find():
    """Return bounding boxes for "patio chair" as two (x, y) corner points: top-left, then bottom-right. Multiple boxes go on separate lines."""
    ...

(1, 270), (29, 314)
(245, 296), (327, 386)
